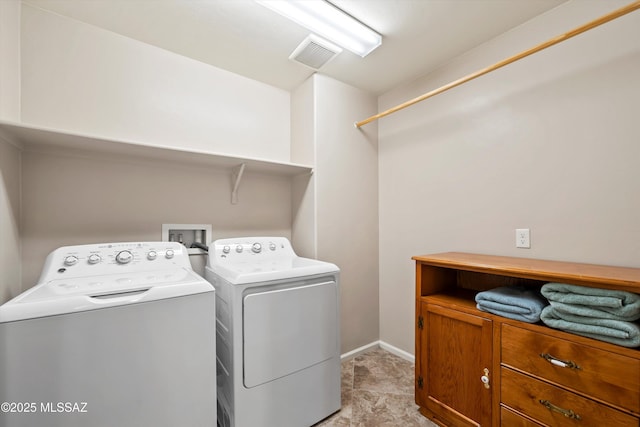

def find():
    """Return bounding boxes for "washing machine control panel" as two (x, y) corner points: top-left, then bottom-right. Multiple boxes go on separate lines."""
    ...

(38, 242), (191, 282)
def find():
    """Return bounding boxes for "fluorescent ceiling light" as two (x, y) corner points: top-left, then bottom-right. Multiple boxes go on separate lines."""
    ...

(257, 0), (382, 57)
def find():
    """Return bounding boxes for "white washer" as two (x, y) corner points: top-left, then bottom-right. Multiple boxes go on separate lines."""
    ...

(205, 237), (340, 427)
(0, 242), (216, 427)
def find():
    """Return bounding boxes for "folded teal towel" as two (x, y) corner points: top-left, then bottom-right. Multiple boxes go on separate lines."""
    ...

(541, 306), (640, 348)
(475, 286), (549, 323)
(541, 283), (640, 321)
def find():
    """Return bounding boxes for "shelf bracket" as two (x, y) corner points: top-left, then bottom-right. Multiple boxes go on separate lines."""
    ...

(231, 163), (246, 204)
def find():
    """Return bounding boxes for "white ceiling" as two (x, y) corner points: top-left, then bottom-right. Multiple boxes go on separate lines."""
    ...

(24, 0), (568, 94)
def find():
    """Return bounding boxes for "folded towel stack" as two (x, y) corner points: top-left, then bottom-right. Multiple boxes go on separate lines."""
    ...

(540, 283), (640, 348)
(475, 286), (549, 323)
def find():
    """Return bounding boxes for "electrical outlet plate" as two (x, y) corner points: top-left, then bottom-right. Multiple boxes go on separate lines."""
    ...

(162, 224), (212, 254)
(516, 228), (531, 248)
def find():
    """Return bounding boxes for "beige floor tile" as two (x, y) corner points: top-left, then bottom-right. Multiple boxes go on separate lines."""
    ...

(351, 390), (435, 427)
(313, 348), (437, 427)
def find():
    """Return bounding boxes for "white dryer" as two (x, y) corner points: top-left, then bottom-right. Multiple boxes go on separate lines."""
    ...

(0, 242), (216, 427)
(205, 237), (340, 427)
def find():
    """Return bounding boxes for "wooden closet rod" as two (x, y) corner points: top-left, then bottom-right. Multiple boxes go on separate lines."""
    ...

(355, 1), (640, 128)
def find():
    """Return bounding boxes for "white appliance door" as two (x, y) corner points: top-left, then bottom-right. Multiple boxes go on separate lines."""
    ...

(243, 280), (338, 388)
(0, 292), (216, 427)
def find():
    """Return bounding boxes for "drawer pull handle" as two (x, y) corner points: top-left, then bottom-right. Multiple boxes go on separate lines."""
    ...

(540, 353), (581, 370)
(539, 399), (582, 420)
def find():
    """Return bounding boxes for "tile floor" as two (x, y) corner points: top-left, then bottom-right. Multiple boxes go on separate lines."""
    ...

(314, 347), (438, 427)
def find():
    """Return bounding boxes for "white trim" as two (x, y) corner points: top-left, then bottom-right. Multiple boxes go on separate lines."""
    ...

(379, 340), (415, 363)
(340, 340), (379, 361)
(340, 340), (415, 363)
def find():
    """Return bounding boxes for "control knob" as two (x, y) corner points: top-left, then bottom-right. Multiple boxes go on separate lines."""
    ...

(222, 245), (231, 254)
(235, 245), (243, 253)
(115, 250), (133, 264)
(64, 255), (78, 266)
(87, 254), (101, 265)
(165, 249), (175, 259)
(147, 251), (158, 260)
(251, 243), (262, 253)
(269, 243), (277, 251)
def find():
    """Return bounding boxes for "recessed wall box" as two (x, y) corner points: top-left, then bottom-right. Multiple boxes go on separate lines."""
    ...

(162, 224), (212, 255)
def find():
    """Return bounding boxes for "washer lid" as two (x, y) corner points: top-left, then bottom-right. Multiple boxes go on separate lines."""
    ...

(0, 268), (213, 323)
(211, 257), (339, 284)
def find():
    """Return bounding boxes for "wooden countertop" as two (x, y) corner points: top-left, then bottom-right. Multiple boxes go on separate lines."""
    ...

(413, 252), (640, 293)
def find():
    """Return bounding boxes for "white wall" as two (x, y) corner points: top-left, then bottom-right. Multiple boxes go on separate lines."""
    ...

(291, 75), (380, 353)
(20, 150), (293, 288)
(291, 77), (316, 259)
(313, 75), (379, 352)
(10, 4), (299, 291)
(378, 0), (640, 354)
(0, 0), (22, 303)
(14, 3), (380, 356)
(0, 0), (20, 121)
(20, 3), (290, 162)
(0, 136), (22, 302)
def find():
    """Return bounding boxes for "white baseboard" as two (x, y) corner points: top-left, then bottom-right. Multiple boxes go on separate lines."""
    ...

(379, 340), (415, 363)
(340, 341), (380, 361)
(340, 340), (415, 363)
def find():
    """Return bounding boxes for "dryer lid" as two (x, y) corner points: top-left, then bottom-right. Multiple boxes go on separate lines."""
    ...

(211, 257), (338, 284)
(207, 236), (339, 284)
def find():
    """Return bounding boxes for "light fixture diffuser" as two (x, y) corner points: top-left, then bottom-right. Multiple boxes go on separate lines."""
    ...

(257, 0), (382, 57)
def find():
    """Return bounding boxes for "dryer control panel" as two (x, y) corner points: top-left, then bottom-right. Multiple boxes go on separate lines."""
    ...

(38, 242), (191, 283)
(211, 237), (295, 263)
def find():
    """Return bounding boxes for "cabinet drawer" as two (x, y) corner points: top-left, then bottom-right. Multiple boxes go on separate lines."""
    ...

(501, 368), (638, 427)
(502, 323), (640, 412)
(500, 406), (544, 427)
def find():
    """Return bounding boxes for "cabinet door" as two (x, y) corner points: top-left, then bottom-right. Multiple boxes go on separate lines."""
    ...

(419, 302), (493, 427)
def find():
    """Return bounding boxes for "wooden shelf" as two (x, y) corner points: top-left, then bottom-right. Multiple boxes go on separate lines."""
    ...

(0, 120), (313, 176)
(420, 288), (477, 309)
(413, 252), (640, 294)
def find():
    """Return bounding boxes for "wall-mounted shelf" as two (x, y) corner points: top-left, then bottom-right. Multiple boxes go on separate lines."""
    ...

(0, 120), (313, 177)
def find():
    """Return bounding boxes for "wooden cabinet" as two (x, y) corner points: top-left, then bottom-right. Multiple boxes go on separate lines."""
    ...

(417, 301), (492, 426)
(413, 252), (640, 427)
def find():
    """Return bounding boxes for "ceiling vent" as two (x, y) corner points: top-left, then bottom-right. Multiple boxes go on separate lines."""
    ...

(289, 34), (342, 70)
